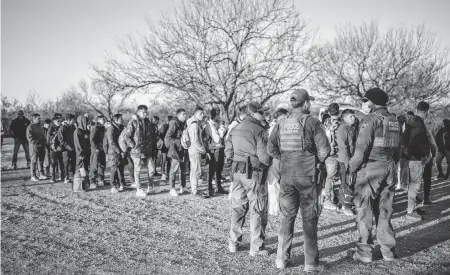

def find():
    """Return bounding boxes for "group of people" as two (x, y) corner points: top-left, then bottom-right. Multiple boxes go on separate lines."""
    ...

(5, 87), (450, 273)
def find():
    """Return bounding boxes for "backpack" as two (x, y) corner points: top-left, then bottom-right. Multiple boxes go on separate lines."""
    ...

(181, 121), (197, 149)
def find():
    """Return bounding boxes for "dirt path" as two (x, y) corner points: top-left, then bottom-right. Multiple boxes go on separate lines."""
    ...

(2, 137), (450, 275)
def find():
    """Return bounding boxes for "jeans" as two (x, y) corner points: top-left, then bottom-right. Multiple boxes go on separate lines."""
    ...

(131, 157), (155, 190)
(189, 153), (203, 194)
(324, 157), (339, 201)
(44, 147), (51, 173)
(208, 149), (224, 191)
(398, 158), (409, 189)
(407, 160), (425, 212)
(51, 151), (64, 179)
(160, 152), (170, 175)
(30, 146), (45, 177)
(277, 175), (319, 266)
(423, 161), (433, 201)
(229, 171), (268, 252)
(338, 162), (353, 206)
(62, 151), (76, 180)
(353, 160), (396, 260)
(12, 138), (31, 164)
(169, 158), (187, 189)
(436, 151), (450, 177)
(90, 150), (106, 181)
(125, 154), (135, 182)
(110, 154), (125, 188)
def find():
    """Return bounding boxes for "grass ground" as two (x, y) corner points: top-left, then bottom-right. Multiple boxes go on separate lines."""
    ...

(1, 137), (450, 275)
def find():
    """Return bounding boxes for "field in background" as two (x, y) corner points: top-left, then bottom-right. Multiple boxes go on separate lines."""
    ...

(1, 137), (450, 275)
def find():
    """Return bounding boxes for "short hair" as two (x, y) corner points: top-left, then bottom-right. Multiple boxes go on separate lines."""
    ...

(137, 105), (148, 111)
(153, 116), (160, 121)
(417, 101), (430, 112)
(31, 114), (40, 120)
(18, 110), (24, 114)
(194, 106), (204, 114)
(176, 108), (186, 115)
(321, 113), (331, 124)
(113, 114), (122, 120)
(406, 111), (415, 116)
(44, 118), (52, 124)
(65, 114), (75, 120)
(52, 116), (60, 121)
(341, 109), (355, 118)
(275, 108), (288, 119)
(97, 114), (104, 119)
(167, 116), (173, 121)
(53, 113), (62, 118)
(210, 108), (217, 118)
(328, 103), (340, 116)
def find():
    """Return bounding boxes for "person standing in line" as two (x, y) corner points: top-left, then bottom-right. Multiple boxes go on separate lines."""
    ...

(204, 108), (228, 196)
(48, 116), (64, 183)
(226, 101), (271, 257)
(26, 114), (48, 181)
(74, 115), (91, 190)
(436, 119), (450, 179)
(90, 115), (106, 187)
(267, 89), (330, 272)
(59, 114), (76, 183)
(151, 116), (162, 177)
(122, 105), (157, 197)
(335, 109), (358, 216)
(9, 110), (31, 170)
(348, 88), (401, 263)
(186, 106), (208, 198)
(43, 118), (53, 176)
(165, 109), (188, 197)
(107, 114), (126, 193)
(158, 116), (172, 181)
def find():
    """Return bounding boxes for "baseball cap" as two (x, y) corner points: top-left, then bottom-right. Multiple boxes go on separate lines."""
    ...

(362, 88), (388, 106)
(290, 89), (315, 104)
(247, 101), (269, 114)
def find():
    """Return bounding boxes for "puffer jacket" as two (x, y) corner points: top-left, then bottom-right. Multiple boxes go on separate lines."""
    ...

(122, 115), (157, 158)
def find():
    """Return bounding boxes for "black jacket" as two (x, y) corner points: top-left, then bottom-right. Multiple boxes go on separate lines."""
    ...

(74, 116), (90, 159)
(10, 117), (31, 140)
(106, 122), (124, 156)
(402, 115), (431, 160)
(164, 118), (186, 161)
(436, 126), (450, 152)
(90, 123), (106, 151)
(58, 123), (75, 152)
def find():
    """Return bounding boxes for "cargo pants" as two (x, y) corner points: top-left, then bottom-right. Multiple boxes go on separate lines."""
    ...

(132, 156), (155, 190)
(277, 175), (320, 266)
(353, 160), (396, 260)
(229, 168), (268, 253)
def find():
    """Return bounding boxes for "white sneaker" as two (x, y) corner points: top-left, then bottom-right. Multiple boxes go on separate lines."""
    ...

(118, 186), (124, 191)
(136, 188), (147, 197)
(64, 178), (70, 184)
(31, 176), (39, 182)
(89, 183), (97, 189)
(161, 174), (167, 181)
(39, 175), (49, 180)
(98, 181), (105, 186)
(179, 187), (184, 194)
(170, 188), (179, 197)
(130, 182), (138, 189)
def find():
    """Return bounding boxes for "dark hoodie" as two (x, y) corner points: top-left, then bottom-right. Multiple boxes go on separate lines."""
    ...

(58, 122), (75, 152)
(436, 120), (450, 152)
(74, 116), (90, 159)
(402, 115), (431, 160)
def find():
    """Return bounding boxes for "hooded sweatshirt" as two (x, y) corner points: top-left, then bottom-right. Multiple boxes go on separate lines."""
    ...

(74, 116), (90, 159)
(26, 122), (46, 148)
(402, 115), (431, 161)
(58, 121), (75, 152)
(204, 118), (223, 150)
(187, 116), (206, 155)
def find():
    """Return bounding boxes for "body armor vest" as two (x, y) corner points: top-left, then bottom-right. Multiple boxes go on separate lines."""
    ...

(373, 113), (400, 148)
(279, 115), (311, 151)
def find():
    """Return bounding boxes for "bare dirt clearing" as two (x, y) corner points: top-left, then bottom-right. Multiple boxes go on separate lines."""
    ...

(2, 137), (450, 275)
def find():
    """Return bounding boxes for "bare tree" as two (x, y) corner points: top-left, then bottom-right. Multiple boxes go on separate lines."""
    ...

(56, 87), (91, 118)
(93, 0), (314, 120)
(311, 22), (450, 108)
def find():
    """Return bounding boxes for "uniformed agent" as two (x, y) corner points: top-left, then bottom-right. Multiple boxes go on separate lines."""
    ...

(225, 101), (271, 256)
(347, 88), (401, 263)
(267, 89), (330, 272)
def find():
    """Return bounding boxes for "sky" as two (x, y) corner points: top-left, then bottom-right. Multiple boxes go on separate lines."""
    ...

(2, 0), (450, 103)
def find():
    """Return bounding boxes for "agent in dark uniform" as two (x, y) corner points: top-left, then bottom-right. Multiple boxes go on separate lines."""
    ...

(225, 101), (271, 257)
(267, 89), (330, 272)
(348, 88), (401, 263)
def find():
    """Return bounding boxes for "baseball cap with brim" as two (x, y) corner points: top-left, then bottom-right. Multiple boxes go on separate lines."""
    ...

(290, 89), (315, 104)
(248, 101), (269, 113)
(363, 88), (388, 106)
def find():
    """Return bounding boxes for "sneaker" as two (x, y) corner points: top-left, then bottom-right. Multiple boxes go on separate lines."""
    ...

(216, 186), (228, 194)
(161, 174), (167, 181)
(146, 187), (154, 194)
(30, 176), (39, 182)
(170, 188), (179, 197)
(275, 259), (289, 269)
(118, 186), (124, 191)
(323, 200), (338, 210)
(347, 249), (372, 263)
(249, 249), (269, 257)
(57, 176), (63, 181)
(89, 183), (97, 189)
(50, 177), (56, 183)
(64, 178), (70, 184)
(130, 182), (138, 189)
(111, 187), (119, 194)
(304, 264), (325, 273)
(39, 175), (49, 180)
(383, 253), (398, 262)
(179, 187), (185, 194)
(229, 244), (238, 253)
(136, 188), (147, 197)
(416, 208), (426, 215)
(422, 200), (436, 206)
(10, 164), (17, 170)
(193, 191), (209, 198)
(341, 205), (355, 216)
(406, 211), (424, 221)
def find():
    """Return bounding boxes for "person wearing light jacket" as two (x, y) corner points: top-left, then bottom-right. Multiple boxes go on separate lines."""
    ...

(187, 106), (208, 198)
(26, 114), (47, 181)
